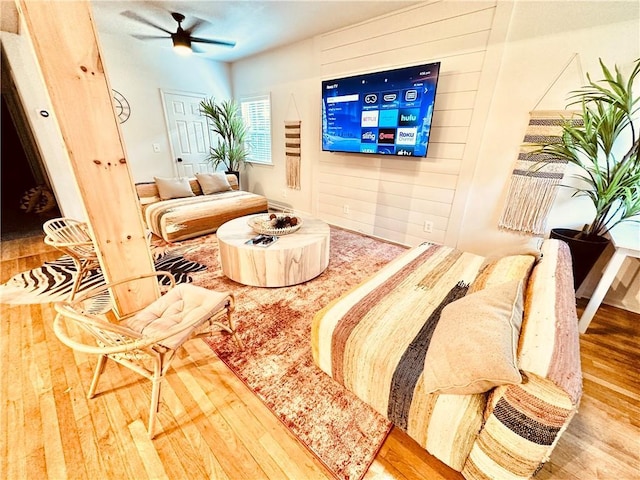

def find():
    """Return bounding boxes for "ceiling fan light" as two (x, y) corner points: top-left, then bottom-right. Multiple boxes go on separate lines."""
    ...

(172, 35), (192, 55)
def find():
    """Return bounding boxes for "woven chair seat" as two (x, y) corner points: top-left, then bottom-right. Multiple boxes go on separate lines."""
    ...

(53, 271), (243, 438)
(123, 284), (232, 349)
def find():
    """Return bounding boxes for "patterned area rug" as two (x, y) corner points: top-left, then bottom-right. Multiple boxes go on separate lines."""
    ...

(0, 246), (205, 303)
(0, 227), (407, 480)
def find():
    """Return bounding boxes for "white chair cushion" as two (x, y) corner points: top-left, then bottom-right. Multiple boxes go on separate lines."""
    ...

(123, 284), (230, 349)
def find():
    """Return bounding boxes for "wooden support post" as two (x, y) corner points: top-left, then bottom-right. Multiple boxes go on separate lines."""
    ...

(17, 0), (158, 313)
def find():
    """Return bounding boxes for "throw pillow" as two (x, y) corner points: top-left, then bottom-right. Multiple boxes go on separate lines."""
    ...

(195, 172), (232, 194)
(468, 254), (535, 294)
(154, 177), (195, 200)
(19, 186), (57, 214)
(482, 236), (544, 261)
(20, 186), (43, 213)
(422, 279), (525, 395)
(33, 187), (56, 214)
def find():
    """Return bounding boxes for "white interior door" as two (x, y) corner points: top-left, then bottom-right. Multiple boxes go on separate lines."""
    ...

(161, 90), (214, 177)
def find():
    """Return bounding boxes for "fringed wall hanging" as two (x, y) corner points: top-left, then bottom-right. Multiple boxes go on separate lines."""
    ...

(498, 54), (584, 235)
(285, 120), (301, 189)
(498, 111), (581, 234)
(284, 94), (302, 190)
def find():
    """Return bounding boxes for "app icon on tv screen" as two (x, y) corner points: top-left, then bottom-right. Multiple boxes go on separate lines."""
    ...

(322, 62), (440, 158)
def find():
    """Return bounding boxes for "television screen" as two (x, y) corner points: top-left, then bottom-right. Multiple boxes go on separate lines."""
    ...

(321, 62), (440, 157)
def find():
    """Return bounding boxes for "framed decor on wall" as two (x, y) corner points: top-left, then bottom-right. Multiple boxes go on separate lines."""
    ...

(112, 89), (131, 124)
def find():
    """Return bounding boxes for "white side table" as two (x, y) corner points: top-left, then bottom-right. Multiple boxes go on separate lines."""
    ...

(578, 222), (640, 333)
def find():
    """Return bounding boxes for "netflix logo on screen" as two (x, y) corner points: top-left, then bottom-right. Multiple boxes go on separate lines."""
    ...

(378, 128), (396, 144)
(361, 110), (379, 127)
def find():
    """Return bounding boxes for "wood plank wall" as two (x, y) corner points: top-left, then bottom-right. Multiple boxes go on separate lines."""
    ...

(316, 1), (497, 246)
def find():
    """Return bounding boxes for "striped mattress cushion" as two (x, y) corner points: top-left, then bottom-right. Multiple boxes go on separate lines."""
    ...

(144, 190), (268, 242)
(461, 240), (583, 478)
(313, 243), (493, 470)
(312, 240), (581, 476)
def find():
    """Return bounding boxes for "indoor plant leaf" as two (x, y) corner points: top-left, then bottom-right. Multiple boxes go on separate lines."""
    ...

(535, 57), (640, 238)
(200, 97), (252, 173)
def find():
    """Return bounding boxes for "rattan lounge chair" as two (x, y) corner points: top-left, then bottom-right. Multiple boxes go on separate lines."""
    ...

(43, 217), (100, 299)
(53, 271), (242, 438)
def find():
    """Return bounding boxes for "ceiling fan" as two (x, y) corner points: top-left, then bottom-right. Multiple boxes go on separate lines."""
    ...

(123, 11), (236, 55)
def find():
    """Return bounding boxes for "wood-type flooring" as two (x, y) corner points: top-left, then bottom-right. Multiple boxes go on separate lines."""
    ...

(1, 235), (638, 479)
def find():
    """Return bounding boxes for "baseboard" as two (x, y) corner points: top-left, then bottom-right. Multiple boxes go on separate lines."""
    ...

(267, 200), (293, 212)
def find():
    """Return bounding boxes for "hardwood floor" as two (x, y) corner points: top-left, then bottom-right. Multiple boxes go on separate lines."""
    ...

(1, 235), (638, 479)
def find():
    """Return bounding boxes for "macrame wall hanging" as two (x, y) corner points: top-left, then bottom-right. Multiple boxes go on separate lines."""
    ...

(284, 95), (301, 190)
(498, 111), (582, 234)
(498, 54), (584, 235)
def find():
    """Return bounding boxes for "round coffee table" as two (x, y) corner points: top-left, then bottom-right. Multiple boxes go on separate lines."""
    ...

(216, 214), (330, 287)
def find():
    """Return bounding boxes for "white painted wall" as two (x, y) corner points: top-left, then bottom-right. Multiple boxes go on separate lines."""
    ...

(231, 37), (319, 211)
(95, 31), (233, 182)
(316, 1), (505, 247)
(233, 0), (639, 312)
(459, 1), (639, 311)
(234, 1), (507, 247)
(1, 15), (233, 219)
(459, 1), (639, 252)
(1, 28), (86, 220)
(6, 0), (637, 312)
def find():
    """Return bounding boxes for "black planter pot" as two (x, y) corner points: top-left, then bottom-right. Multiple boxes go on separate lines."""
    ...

(550, 228), (610, 289)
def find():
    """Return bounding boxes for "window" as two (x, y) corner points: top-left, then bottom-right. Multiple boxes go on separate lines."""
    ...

(240, 94), (272, 165)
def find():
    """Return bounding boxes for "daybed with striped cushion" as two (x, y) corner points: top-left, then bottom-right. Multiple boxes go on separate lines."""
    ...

(311, 239), (582, 479)
(135, 175), (268, 243)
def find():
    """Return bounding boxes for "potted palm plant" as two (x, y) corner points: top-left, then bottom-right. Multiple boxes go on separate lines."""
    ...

(200, 97), (251, 185)
(537, 58), (640, 288)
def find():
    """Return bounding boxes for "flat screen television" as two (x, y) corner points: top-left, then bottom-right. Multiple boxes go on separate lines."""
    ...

(321, 62), (440, 157)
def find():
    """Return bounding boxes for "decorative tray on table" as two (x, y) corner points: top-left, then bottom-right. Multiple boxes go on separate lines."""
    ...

(248, 213), (303, 236)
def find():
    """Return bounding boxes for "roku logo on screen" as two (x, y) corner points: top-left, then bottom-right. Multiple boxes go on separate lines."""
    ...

(396, 127), (417, 145)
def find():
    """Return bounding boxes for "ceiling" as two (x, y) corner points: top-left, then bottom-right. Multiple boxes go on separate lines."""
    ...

(90, 0), (421, 63)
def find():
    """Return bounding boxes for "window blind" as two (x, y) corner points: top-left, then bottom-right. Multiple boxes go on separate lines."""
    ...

(240, 94), (272, 164)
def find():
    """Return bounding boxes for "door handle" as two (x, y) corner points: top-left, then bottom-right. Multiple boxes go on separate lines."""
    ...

(176, 158), (183, 162)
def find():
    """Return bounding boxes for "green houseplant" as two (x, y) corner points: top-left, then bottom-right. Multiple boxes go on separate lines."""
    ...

(200, 98), (251, 181)
(537, 58), (640, 287)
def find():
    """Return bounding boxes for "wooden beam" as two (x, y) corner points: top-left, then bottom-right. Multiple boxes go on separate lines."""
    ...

(17, 0), (158, 313)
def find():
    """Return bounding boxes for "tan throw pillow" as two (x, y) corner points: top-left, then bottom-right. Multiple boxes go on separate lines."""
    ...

(20, 186), (43, 213)
(468, 254), (535, 294)
(422, 279), (525, 395)
(195, 172), (232, 194)
(154, 177), (195, 200)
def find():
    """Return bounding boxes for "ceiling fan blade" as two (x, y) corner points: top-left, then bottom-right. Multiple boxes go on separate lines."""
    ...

(131, 34), (170, 41)
(191, 36), (236, 48)
(184, 17), (209, 35)
(121, 10), (172, 35)
(191, 44), (206, 54)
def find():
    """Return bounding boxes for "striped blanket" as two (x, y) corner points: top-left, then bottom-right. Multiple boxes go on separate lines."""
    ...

(144, 190), (268, 243)
(312, 240), (582, 478)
